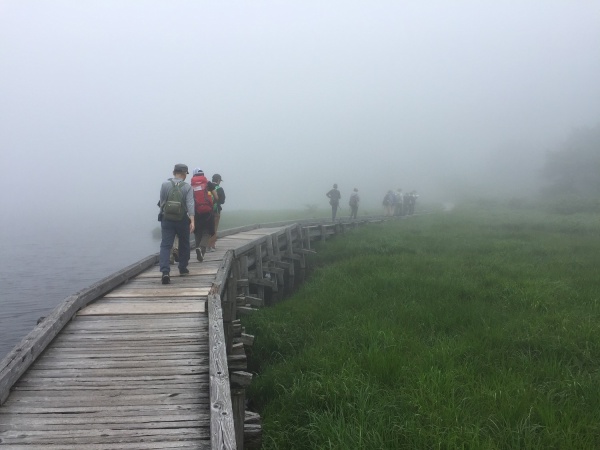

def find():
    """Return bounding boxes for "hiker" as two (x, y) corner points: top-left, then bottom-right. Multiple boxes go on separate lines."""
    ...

(394, 189), (403, 216)
(190, 168), (218, 262)
(158, 164), (195, 284)
(207, 174), (225, 252)
(407, 190), (418, 215)
(349, 188), (360, 219)
(382, 190), (396, 216)
(326, 183), (341, 221)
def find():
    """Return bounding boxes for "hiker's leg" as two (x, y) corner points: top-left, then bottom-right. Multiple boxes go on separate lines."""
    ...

(196, 213), (215, 248)
(171, 235), (179, 262)
(159, 220), (176, 273)
(194, 213), (204, 250)
(176, 217), (191, 271)
(209, 213), (220, 248)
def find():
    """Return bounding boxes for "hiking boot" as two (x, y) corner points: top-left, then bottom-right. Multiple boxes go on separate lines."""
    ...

(196, 248), (203, 262)
(179, 268), (190, 276)
(172, 250), (179, 263)
(161, 273), (170, 284)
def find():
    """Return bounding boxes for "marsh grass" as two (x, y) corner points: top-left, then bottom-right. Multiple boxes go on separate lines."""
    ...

(244, 206), (600, 449)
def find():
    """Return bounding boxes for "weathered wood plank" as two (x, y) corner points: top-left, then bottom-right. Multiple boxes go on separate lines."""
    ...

(208, 291), (236, 449)
(1, 442), (209, 450)
(0, 254), (159, 405)
(78, 302), (205, 315)
(104, 287), (209, 298)
(136, 267), (218, 278)
(0, 427), (209, 445)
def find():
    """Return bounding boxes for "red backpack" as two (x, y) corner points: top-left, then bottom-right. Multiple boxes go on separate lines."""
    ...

(191, 175), (214, 214)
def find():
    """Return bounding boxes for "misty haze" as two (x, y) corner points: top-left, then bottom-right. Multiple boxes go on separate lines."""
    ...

(1, 1), (600, 447)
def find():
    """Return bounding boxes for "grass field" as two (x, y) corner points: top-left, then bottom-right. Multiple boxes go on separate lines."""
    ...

(242, 205), (600, 449)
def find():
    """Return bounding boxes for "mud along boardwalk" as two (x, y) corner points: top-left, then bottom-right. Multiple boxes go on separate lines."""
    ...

(0, 218), (377, 449)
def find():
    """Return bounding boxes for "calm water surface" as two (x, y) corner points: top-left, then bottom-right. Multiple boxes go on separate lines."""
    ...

(0, 219), (158, 361)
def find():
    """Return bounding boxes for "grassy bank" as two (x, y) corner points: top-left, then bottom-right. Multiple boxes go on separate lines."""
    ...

(243, 206), (600, 449)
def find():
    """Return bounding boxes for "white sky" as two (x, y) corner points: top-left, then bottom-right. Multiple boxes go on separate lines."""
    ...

(1, 1), (599, 217)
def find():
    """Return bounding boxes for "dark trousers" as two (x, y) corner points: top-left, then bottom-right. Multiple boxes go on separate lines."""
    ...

(331, 203), (339, 221)
(160, 216), (190, 273)
(350, 205), (358, 219)
(194, 212), (215, 250)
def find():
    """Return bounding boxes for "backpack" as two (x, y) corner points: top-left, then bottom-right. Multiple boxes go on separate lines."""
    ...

(349, 194), (358, 207)
(191, 175), (214, 214)
(162, 180), (186, 221)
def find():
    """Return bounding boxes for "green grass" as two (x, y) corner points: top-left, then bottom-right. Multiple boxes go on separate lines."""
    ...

(243, 206), (600, 449)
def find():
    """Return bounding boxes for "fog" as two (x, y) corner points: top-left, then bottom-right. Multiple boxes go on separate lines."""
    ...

(1, 1), (599, 222)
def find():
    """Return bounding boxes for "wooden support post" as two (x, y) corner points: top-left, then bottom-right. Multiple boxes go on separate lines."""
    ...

(271, 234), (282, 259)
(254, 244), (264, 301)
(240, 255), (250, 297)
(303, 226), (311, 250)
(231, 371), (253, 388)
(284, 227), (296, 290)
(265, 234), (274, 259)
(244, 411), (262, 449)
(231, 388), (246, 450)
(320, 224), (327, 241)
(285, 227), (294, 258)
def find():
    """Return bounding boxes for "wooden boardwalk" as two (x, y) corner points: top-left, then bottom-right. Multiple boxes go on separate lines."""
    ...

(0, 220), (377, 449)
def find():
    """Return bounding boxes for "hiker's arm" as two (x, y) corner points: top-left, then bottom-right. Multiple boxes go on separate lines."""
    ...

(182, 184), (195, 232)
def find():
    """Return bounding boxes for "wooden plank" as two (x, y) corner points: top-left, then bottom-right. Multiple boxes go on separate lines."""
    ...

(208, 291), (236, 449)
(0, 427), (209, 445)
(124, 279), (213, 289)
(0, 253), (159, 405)
(1, 442), (209, 450)
(78, 302), (205, 316)
(218, 235), (257, 241)
(210, 251), (234, 296)
(232, 235), (268, 257)
(104, 287), (209, 298)
(136, 267), (218, 278)
(13, 377), (207, 389)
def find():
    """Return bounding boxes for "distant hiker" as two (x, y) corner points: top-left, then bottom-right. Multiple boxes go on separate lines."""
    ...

(394, 189), (403, 216)
(407, 190), (418, 215)
(207, 174), (225, 252)
(349, 188), (360, 219)
(158, 164), (195, 284)
(326, 183), (341, 221)
(190, 168), (218, 262)
(382, 190), (396, 216)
